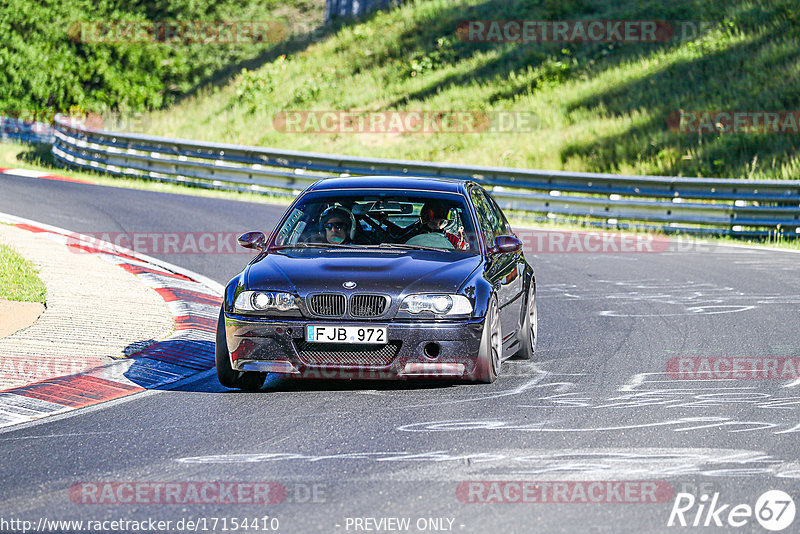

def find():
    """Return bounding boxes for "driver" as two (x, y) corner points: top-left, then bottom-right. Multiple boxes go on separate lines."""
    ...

(415, 200), (468, 250)
(318, 205), (355, 244)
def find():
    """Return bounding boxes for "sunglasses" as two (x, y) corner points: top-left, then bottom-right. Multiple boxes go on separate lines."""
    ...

(324, 222), (347, 230)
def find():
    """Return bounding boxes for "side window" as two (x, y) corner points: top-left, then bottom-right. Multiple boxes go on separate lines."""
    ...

(483, 190), (512, 235)
(477, 188), (505, 238)
(469, 188), (498, 245)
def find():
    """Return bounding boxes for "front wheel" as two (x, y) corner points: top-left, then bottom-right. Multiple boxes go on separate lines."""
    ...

(215, 308), (266, 391)
(471, 296), (501, 383)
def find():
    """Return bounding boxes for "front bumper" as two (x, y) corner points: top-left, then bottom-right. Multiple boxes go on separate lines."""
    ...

(225, 313), (484, 380)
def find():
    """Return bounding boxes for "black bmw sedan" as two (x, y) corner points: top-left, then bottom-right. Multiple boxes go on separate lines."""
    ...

(216, 176), (537, 389)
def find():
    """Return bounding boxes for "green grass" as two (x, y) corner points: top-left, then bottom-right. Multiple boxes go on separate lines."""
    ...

(138, 0), (800, 182)
(0, 243), (47, 303)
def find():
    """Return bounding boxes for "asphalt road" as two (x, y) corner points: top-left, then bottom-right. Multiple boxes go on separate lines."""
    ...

(1, 174), (800, 533)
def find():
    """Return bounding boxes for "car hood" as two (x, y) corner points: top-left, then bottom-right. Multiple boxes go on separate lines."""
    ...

(246, 249), (482, 295)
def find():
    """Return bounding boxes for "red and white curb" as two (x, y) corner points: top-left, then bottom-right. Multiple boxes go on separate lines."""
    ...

(0, 213), (225, 429)
(0, 166), (94, 185)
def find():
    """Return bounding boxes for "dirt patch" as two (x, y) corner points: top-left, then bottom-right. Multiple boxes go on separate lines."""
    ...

(0, 299), (45, 338)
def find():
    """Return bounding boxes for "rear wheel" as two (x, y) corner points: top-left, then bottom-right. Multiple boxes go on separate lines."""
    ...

(515, 282), (537, 360)
(215, 308), (266, 391)
(472, 296), (501, 383)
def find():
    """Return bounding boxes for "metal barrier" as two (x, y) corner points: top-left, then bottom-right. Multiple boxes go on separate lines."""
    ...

(326, 0), (403, 21)
(1, 117), (55, 145)
(37, 115), (799, 234)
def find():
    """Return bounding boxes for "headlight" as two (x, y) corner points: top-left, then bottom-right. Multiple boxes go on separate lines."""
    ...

(234, 291), (298, 313)
(399, 294), (473, 316)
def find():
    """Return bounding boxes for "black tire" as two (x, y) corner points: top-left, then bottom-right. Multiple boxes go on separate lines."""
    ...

(215, 308), (266, 391)
(472, 296), (501, 383)
(515, 281), (537, 360)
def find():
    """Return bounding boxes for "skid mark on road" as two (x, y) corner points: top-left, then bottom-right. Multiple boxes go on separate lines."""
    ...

(175, 447), (800, 480)
(395, 416), (791, 434)
(388, 363), (576, 410)
(393, 369), (800, 437)
(538, 278), (800, 317)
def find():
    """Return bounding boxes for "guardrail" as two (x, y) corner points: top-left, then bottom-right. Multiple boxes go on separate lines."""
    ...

(1, 117), (55, 145)
(30, 115), (800, 235)
(326, 0), (403, 21)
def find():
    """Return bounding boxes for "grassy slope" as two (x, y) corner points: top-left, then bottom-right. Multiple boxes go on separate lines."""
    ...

(142, 0), (800, 181)
(0, 243), (47, 303)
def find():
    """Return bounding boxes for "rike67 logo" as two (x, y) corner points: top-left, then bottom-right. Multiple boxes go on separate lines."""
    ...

(668, 490), (795, 531)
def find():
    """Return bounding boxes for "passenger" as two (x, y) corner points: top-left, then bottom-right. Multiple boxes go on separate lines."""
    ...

(413, 200), (468, 250)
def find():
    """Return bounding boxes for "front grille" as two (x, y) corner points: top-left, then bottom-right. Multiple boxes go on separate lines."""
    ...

(308, 294), (346, 317)
(294, 340), (400, 367)
(350, 294), (389, 318)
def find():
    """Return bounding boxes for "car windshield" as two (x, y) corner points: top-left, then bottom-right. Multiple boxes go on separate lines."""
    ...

(271, 190), (479, 254)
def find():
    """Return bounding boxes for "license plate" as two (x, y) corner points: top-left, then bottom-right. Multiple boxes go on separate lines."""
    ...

(306, 325), (387, 344)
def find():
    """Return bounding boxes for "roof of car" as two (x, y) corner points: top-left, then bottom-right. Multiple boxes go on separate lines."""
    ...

(306, 176), (470, 194)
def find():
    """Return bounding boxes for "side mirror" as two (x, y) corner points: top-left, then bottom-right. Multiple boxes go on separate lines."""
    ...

(490, 235), (522, 254)
(238, 231), (267, 251)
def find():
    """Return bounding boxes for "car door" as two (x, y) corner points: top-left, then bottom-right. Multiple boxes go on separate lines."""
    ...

(469, 186), (521, 352)
(484, 190), (526, 338)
